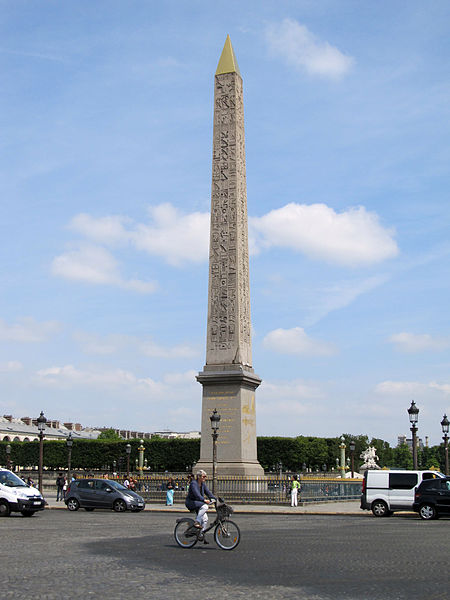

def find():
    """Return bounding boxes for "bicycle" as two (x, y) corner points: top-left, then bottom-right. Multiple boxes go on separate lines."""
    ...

(174, 498), (240, 551)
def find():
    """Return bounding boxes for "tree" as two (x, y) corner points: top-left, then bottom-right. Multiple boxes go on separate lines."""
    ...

(97, 429), (122, 441)
(392, 444), (413, 469)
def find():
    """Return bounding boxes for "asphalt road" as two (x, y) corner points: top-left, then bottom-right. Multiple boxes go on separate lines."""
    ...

(1, 509), (448, 600)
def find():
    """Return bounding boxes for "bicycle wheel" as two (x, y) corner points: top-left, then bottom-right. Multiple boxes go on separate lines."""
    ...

(174, 519), (198, 549)
(214, 519), (240, 550)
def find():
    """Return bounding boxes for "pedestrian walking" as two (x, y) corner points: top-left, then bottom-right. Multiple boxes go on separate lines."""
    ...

(56, 472), (65, 502)
(291, 475), (301, 507)
(166, 477), (174, 505)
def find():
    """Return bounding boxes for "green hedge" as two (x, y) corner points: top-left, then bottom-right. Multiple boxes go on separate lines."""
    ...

(0, 436), (446, 472)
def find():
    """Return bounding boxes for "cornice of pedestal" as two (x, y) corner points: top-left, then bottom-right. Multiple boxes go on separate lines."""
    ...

(196, 365), (261, 390)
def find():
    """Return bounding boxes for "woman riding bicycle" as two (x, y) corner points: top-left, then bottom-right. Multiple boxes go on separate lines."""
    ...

(185, 469), (216, 531)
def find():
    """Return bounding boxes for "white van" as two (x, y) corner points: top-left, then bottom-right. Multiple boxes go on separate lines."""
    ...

(360, 469), (444, 517)
(0, 469), (46, 517)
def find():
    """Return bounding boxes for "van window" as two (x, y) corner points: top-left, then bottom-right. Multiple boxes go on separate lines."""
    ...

(389, 473), (418, 489)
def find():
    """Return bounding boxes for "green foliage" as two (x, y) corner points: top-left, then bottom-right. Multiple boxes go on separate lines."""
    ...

(419, 446), (444, 471)
(392, 443), (413, 469)
(97, 429), (122, 441)
(0, 439), (200, 472)
(0, 436), (444, 473)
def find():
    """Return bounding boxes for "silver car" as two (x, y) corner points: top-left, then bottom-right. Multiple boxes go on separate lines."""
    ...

(65, 478), (145, 512)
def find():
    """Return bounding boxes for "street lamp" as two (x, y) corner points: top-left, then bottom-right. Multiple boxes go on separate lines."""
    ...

(407, 401), (419, 469)
(210, 408), (221, 494)
(5, 444), (11, 470)
(349, 440), (356, 478)
(66, 432), (73, 484)
(277, 461), (283, 479)
(441, 414), (449, 476)
(126, 443), (131, 477)
(37, 411), (47, 493)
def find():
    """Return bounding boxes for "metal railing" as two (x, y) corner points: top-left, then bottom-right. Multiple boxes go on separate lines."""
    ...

(114, 474), (362, 504)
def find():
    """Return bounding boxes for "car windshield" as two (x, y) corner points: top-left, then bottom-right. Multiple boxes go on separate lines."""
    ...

(0, 471), (27, 487)
(107, 480), (127, 491)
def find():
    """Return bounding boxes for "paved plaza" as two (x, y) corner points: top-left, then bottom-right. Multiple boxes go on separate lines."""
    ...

(2, 505), (448, 600)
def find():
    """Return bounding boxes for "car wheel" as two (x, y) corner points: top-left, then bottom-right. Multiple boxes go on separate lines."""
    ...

(84, 508), (95, 512)
(371, 500), (389, 517)
(67, 498), (80, 511)
(21, 510), (35, 517)
(0, 501), (11, 517)
(419, 503), (437, 520)
(113, 499), (127, 513)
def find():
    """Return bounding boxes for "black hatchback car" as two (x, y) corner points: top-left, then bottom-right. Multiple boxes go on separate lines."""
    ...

(65, 479), (145, 513)
(413, 476), (450, 520)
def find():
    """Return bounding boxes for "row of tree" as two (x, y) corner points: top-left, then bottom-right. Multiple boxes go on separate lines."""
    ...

(0, 434), (446, 473)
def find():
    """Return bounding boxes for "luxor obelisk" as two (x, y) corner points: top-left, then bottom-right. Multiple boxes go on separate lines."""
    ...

(196, 36), (264, 477)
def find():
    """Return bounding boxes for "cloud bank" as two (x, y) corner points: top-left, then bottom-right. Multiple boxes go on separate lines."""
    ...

(263, 327), (336, 356)
(250, 203), (398, 267)
(388, 332), (450, 353)
(266, 19), (354, 79)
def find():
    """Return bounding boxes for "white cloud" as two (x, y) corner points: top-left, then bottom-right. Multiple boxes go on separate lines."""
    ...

(34, 364), (198, 401)
(266, 19), (354, 79)
(375, 380), (428, 396)
(388, 332), (450, 353)
(0, 361), (23, 373)
(131, 204), (209, 266)
(302, 275), (390, 327)
(73, 332), (131, 355)
(429, 382), (450, 396)
(68, 204), (210, 267)
(73, 330), (199, 359)
(250, 203), (398, 267)
(70, 214), (131, 246)
(263, 327), (336, 356)
(162, 370), (198, 385)
(256, 379), (325, 422)
(35, 364), (164, 392)
(0, 317), (60, 342)
(375, 380), (450, 397)
(140, 340), (199, 359)
(51, 244), (157, 293)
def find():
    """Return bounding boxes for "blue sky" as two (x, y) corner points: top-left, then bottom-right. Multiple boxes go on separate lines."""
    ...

(1, 1), (449, 446)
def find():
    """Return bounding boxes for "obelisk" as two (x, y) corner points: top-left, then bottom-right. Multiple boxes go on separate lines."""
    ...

(196, 36), (264, 477)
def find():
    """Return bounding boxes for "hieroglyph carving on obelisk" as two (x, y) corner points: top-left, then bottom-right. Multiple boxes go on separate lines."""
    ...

(196, 36), (264, 477)
(207, 39), (251, 369)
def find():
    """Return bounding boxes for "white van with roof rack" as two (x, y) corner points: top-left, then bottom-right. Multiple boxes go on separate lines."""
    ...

(0, 469), (46, 517)
(360, 469), (445, 517)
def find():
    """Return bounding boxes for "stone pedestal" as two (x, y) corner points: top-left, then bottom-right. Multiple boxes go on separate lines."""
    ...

(196, 365), (264, 477)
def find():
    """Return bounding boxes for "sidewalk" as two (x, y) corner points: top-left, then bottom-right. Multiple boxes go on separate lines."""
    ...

(45, 496), (365, 515)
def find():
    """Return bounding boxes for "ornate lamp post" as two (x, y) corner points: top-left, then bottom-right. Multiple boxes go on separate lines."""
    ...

(66, 432), (73, 484)
(37, 411), (47, 493)
(138, 440), (145, 473)
(407, 401), (419, 469)
(441, 414), (449, 476)
(5, 444), (11, 471)
(126, 443), (131, 477)
(349, 440), (356, 478)
(210, 408), (221, 495)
